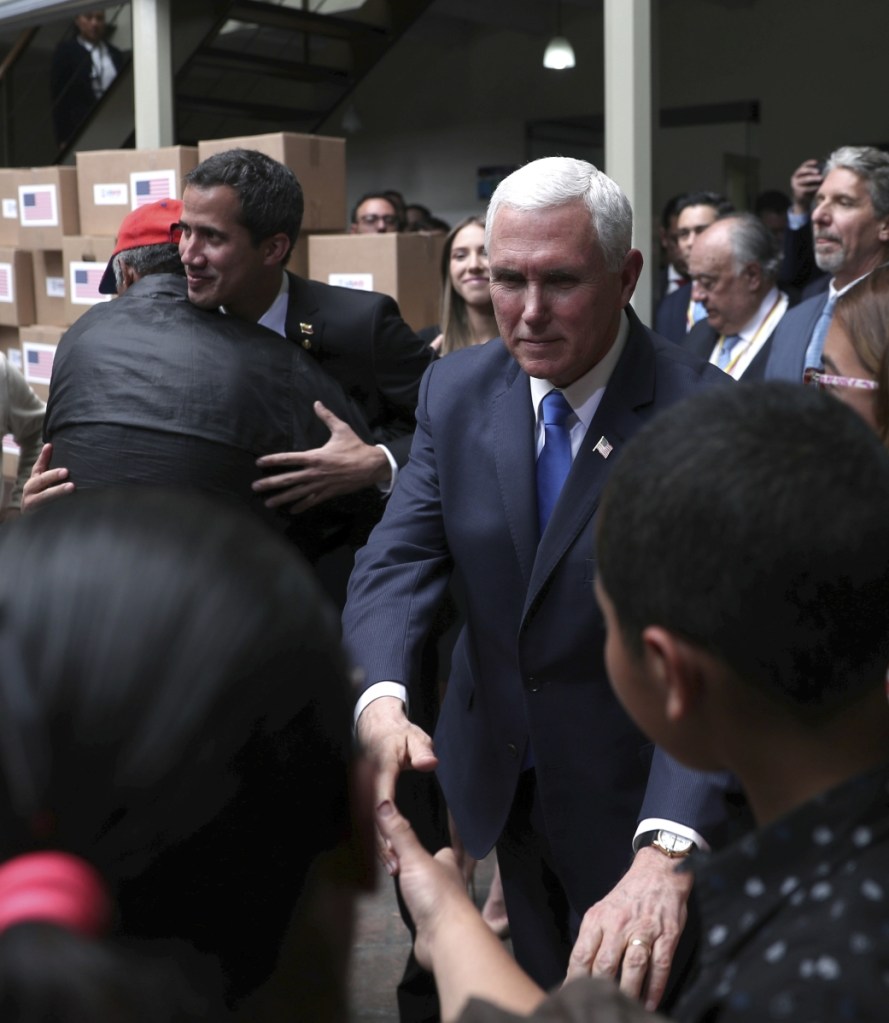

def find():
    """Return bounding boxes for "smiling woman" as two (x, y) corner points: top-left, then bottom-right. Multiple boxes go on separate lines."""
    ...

(423, 216), (499, 355)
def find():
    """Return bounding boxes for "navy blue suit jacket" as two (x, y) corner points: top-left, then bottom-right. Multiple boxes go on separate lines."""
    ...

(765, 290), (830, 381)
(344, 309), (736, 916)
(283, 272), (434, 468)
(680, 315), (782, 381)
(654, 282), (692, 342)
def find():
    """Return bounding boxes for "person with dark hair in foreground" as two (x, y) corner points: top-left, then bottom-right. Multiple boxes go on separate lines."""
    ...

(379, 381), (889, 1022)
(0, 488), (370, 1020)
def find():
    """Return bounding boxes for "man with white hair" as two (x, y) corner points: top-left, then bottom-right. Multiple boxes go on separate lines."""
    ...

(767, 145), (889, 381)
(345, 157), (739, 1011)
(683, 212), (789, 379)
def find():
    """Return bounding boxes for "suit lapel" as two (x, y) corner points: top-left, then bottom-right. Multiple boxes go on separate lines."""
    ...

(284, 271), (323, 351)
(492, 359), (539, 589)
(525, 312), (657, 613)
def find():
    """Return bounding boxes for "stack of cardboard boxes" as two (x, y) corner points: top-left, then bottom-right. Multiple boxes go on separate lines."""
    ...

(1, 131), (444, 492)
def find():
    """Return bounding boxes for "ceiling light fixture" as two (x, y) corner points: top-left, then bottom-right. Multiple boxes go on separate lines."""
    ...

(543, 2), (576, 70)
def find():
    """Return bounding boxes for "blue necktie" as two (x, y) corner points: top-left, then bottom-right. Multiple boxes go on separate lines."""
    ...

(717, 333), (743, 371)
(537, 390), (573, 535)
(805, 293), (837, 371)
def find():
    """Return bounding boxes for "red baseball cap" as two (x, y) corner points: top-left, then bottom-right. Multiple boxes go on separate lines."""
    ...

(98, 198), (184, 295)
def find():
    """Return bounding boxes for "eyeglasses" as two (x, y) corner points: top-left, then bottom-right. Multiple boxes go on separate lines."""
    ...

(357, 214), (399, 227)
(803, 367), (879, 392)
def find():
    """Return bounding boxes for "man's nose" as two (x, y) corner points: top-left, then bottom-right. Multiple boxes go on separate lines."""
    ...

(522, 284), (549, 324)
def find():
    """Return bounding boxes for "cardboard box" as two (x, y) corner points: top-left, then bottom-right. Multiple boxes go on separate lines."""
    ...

(197, 132), (346, 231)
(0, 249), (35, 327)
(20, 325), (65, 403)
(76, 146), (198, 236)
(16, 167), (79, 249)
(0, 170), (21, 247)
(0, 327), (26, 474)
(62, 236), (114, 325)
(308, 232), (445, 331)
(32, 251), (67, 327)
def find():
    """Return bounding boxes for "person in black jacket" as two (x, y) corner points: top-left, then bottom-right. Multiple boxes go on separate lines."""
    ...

(50, 10), (124, 148)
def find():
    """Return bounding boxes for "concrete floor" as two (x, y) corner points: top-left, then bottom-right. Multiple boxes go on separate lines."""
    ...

(348, 853), (500, 1022)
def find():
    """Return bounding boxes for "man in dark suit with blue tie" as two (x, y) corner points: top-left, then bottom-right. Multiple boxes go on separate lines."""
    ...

(681, 213), (790, 380)
(767, 145), (889, 382)
(345, 158), (738, 1011)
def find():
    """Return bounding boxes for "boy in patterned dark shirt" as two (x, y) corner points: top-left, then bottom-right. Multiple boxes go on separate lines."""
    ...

(380, 380), (889, 1023)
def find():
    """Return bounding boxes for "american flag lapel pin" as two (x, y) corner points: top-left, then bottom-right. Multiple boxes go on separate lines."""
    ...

(594, 436), (613, 459)
(299, 322), (314, 350)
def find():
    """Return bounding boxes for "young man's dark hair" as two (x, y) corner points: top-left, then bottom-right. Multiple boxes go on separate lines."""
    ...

(597, 381), (889, 713)
(675, 191), (734, 218)
(184, 148), (303, 259)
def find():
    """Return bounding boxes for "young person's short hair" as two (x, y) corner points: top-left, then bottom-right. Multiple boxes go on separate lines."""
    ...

(597, 382), (889, 713)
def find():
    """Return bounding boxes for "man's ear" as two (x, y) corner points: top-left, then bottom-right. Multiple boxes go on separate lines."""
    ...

(262, 232), (292, 267)
(641, 626), (704, 722)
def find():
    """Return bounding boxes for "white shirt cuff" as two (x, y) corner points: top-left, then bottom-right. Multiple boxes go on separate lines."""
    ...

(353, 680), (409, 729)
(376, 445), (398, 495)
(633, 817), (710, 854)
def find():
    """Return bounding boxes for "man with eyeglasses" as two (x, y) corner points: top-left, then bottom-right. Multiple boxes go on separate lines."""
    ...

(681, 213), (791, 380)
(351, 193), (404, 233)
(654, 193), (733, 343)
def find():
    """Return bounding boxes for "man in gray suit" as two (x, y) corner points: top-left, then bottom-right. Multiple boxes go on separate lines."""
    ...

(766, 146), (889, 381)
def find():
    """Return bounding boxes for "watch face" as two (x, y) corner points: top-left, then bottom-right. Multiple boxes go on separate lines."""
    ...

(656, 830), (693, 855)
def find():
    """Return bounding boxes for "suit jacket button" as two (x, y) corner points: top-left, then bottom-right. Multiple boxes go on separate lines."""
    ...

(506, 743), (518, 758)
(527, 675), (540, 692)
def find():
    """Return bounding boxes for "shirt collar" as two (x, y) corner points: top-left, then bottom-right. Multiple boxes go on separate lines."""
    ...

(529, 310), (630, 428)
(734, 286), (783, 341)
(830, 272), (869, 302)
(220, 271), (289, 337)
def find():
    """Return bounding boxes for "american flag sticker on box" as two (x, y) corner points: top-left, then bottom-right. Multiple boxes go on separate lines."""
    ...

(0, 263), (12, 304)
(22, 343), (55, 385)
(18, 184), (58, 227)
(130, 170), (176, 209)
(2, 434), (20, 457)
(69, 262), (110, 306)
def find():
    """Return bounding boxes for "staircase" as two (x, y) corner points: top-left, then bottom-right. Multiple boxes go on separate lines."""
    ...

(0, 0), (434, 165)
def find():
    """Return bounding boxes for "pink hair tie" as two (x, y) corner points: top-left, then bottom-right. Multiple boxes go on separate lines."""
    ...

(0, 852), (111, 937)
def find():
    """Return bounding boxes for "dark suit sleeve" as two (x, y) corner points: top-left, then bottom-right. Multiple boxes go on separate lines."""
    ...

(366, 294), (435, 466)
(342, 360), (451, 696)
(638, 749), (749, 848)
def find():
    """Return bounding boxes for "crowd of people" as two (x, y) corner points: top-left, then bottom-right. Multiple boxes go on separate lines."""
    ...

(0, 142), (887, 1023)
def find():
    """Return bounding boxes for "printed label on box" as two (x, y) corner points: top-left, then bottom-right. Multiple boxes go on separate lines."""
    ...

(0, 263), (12, 304)
(2, 434), (20, 457)
(1, 199), (17, 219)
(6, 349), (22, 372)
(18, 184), (58, 227)
(69, 262), (110, 306)
(93, 182), (128, 206)
(130, 170), (176, 209)
(46, 277), (66, 299)
(22, 342), (56, 385)
(328, 272), (373, 291)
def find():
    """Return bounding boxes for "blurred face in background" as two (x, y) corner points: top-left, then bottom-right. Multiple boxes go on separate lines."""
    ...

(76, 11), (106, 43)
